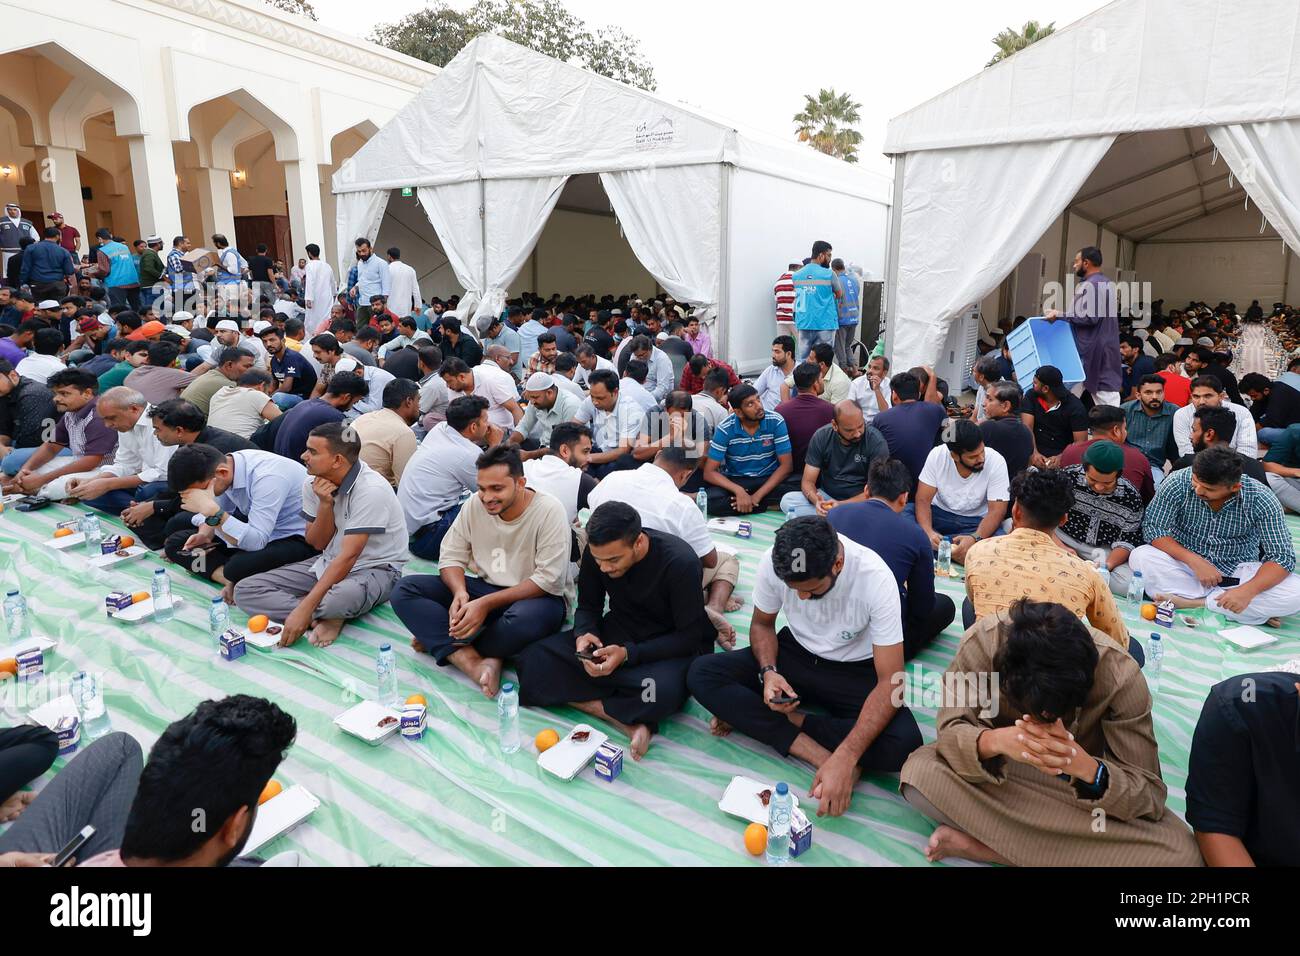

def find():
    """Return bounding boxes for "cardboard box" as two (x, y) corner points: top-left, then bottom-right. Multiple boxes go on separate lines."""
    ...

(53, 714), (80, 756)
(400, 703), (427, 740)
(181, 248), (217, 274)
(16, 648), (43, 681)
(99, 535), (123, 555)
(220, 629), (247, 661)
(594, 741), (623, 782)
(105, 591), (134, 613)
(1155, 600), (1175, 628)
(789, 806), (813, 858)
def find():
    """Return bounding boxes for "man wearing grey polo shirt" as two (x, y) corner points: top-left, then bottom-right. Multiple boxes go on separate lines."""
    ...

(162, 444), (317, 602)
(234, 421), (407, 647)
(399, 395), (493, 560)
(510, 372), (580, 459)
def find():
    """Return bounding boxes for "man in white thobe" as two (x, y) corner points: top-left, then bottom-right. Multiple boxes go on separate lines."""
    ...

(303, 243), (336, 336)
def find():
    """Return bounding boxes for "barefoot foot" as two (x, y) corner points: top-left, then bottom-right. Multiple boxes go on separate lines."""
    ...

(709, 716), (732, 737)
(705, 606), (736, 649)
(307, 618), (345, 647)
(725, 595), (744, 613)
(221, 582), (235, 605)
(629, 723), (653, 760)
(1153, 592), (1204, 610)
(924, 824), (1005, 863)
(477, 657), (503, 698)
(0, 790), (35, 823)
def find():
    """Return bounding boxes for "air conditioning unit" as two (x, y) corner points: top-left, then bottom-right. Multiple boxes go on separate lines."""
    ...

(934, 306), (981, 393)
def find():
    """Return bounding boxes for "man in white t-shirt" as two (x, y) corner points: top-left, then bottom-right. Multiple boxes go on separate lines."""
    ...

(574, 369), (642, 478)
(574, 344), (615, 388)
(334, 356), (394, 417)
(1172, 374), (1257, 459)
(912, 418), (1010, 565)
(754, 335), (796, 412)
(688, 515), (921, 817)
(691, 367), (731, 433)
(589, 446), (743, 647)
(208, 367), (281, 439)
(847, 354), (891, 424)
(521, 421), (596, 525)
(439, 357), (522, 431)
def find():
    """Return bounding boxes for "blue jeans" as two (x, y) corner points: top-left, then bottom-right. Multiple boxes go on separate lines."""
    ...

(1, 446), (71, 476)
(797, 328), (836, 361)
(778, 490), (831, 518)
(84, 480), (169, 516)
(271, 393), (305, 411)
(408, 503), (462, 561)
(905, 502), (996, 540)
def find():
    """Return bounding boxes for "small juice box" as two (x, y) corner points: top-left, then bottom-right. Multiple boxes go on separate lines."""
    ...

(100, 534), (123, 555)
(220, 629), (247, 661)
(736, 521), (752, 539)
(594, 741), (623, 781)
(400, 703), (427, 740)
(54, 714), (80, 756)
(788, 806), (813, 857)
(16, 648), (43, 681)
(105, 591), (134, 614)
(1155, 600), (1175, 628)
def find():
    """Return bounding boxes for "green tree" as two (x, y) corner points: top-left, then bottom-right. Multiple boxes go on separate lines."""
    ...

(986, 19), (1056, 67)
(792, 88), (863, 164)
(372, 1), (656, 92)
(264, 0), (317, 20)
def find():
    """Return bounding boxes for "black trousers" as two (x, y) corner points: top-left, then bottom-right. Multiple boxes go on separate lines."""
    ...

(163, 515), (318, 585)
(516, 628), (694, 727)
(705, 472), (802, 517)
(686, 627), (922, 772)
(904, 593), (956, 660)
(0, 725), (59, 805)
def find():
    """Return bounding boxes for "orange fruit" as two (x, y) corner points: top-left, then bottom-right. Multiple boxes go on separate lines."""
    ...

(743, 822), (768, 856)
(1140, 603), (1157, 621)
(258, 780), (283, 805)
(0, 658), (17, 676)
(534, 728), (560, 752)
(118, 536), (135, 549)
(53, 528), (73, 538)
(405, 693), (427, 706)
(247, 615), (269, 633)
(131, 591), (150, 604)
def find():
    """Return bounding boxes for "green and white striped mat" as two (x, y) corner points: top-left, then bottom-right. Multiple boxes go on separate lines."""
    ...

(1, 503), (1295, 866)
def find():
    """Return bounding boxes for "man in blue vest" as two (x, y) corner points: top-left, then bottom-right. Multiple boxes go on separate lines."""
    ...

(832, 258), (860, 369)
(791, 240), (842, 362)
(91, 228), (141, 311)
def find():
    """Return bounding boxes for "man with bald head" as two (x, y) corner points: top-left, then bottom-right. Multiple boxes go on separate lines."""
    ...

(484, 344), (518, 384)
(65, 386), (174, 514)
(779, 399), (890, 518)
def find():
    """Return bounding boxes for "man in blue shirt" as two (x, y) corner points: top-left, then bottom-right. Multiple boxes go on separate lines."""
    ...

(1119, 334), (1155, 401)
(19, 227), (74, 302)
(92, 228), (141, 311)
(516, 308), (549, 374)
(258, 325), (317, 410)
(703, 383), (798, 516)
(791, 240), (842, 361)
(273, 372), (368, 462)
(162, 443), (318, 598)
(829, 458), (955, 659)
(831, 258), (860, 369)
(349, 238), (390, 326)
(872, 370), (946, 494)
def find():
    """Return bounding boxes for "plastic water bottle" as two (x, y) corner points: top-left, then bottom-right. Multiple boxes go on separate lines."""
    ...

(3, 590), (29, 642)
(208, 596), (229, 645)
(936, 537), (952, 577)
(1092, 551), (1111, 592)
(498, 681), (521, 753)
(1127, 570), (1145, 609)
(150, 568), (174, 623)
(375, 643), (398, 707)
(765, 781), (792, 866)
(785, 503), (798, 524)
(71, 671), (112, 740)
(80, 512), (103, 555)
(1146, 632), (1163, 693)
(696, 487), (708, 518)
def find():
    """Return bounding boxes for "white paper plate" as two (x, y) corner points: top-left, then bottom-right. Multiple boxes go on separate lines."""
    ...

(707, 518), (742, 534)
(26, 695), (79, 732)
(46, 532), (86, 550)
(537, 723), (607, 780)
(0, 635), (56, 660)
(334, 700), (403, 745)
(718, 775), (802, 826)
(239, 785), (320, 858)
(108, 596), (183, 623)
(87, 545), (149, 569)
(1222, 625), (1279, 650)
(243, 621), (286, 649)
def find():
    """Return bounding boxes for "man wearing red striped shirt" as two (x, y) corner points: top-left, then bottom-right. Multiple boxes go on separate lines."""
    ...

(774, 262), (798, 339)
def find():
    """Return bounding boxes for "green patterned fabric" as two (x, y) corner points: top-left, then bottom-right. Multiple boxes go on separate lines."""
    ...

(1, 504), (1295, 866)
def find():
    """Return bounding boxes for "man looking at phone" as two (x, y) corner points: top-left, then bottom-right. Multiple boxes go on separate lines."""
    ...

(517, 501), (713, 760)
(687, 516), (921, 817)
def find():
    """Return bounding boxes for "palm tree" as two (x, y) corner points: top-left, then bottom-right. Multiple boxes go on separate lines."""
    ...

(986, 19), (1056, 67)
(792, 89), (864, 164)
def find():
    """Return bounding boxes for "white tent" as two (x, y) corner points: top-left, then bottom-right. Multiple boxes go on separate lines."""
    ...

(882, 0), (1300, 372)
(332, 34), (892, 372)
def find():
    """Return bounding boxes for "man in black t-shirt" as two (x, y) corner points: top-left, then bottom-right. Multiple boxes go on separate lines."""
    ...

(1019, 365), (1087, 466)
(979, 379), (1033, 481)
(247, 244), (275, 285)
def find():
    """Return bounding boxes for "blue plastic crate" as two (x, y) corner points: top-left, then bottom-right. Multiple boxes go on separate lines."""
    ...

(1007, 317), (1085, 387)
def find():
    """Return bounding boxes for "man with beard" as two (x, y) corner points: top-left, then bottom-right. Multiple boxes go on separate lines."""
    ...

(1172, 375), (1256, 461)
(1171, 404), (1265, 485)
(0, 696), (299, 867)
(1122, 374), (1180, 486)
(1044, 246), (1122, 406)
(703, 383), (798, 516)
(390, 443), (571, 698)
(518, 501), (714, 760)
(911, 418), (1010, 565)
(688, 516), (921, 817)
(754, 335), (796, 412)
(349, 238), (389, 326)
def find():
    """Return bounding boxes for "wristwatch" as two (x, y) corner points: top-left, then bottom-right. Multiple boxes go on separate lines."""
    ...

(1067, 759), (1109, 799)
(758, 664), (778, 683)
(204, 509), (226, 527)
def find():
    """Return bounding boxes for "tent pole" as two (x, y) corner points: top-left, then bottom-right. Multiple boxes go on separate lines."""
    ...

(479, 175), (488, 298)
(1283, 242), (1292, 306)
(883, 154), (905, 363)
(718, 162), (733, 364)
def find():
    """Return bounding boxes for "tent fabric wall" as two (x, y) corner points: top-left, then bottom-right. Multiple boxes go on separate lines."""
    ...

(1207, 120), (1300, 257)
(599, 166), (721, 316)
(892, 135), (1115, 371)
(416, 182), (483, 320)
(478, 175), (569, 324)
(335, 189), (389, 279)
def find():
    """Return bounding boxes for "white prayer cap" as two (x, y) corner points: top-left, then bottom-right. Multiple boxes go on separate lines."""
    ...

(524, 372), (554, 391)
(251, 320), (273, 334)
(335, 356), (360, 374)
(215, 319), (240, 332)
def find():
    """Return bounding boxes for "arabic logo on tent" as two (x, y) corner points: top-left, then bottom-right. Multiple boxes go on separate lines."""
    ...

(634, 115), (678, 151)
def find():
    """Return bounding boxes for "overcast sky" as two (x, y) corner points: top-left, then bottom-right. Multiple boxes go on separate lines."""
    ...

(306, 0), (1101, 174)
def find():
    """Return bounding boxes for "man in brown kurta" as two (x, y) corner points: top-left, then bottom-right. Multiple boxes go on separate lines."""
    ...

(900, 602), (1201, 866)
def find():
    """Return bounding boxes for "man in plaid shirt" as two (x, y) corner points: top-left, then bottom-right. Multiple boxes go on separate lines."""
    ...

(1129, 446), (1300, 626)
(679, 353), (739, 395)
